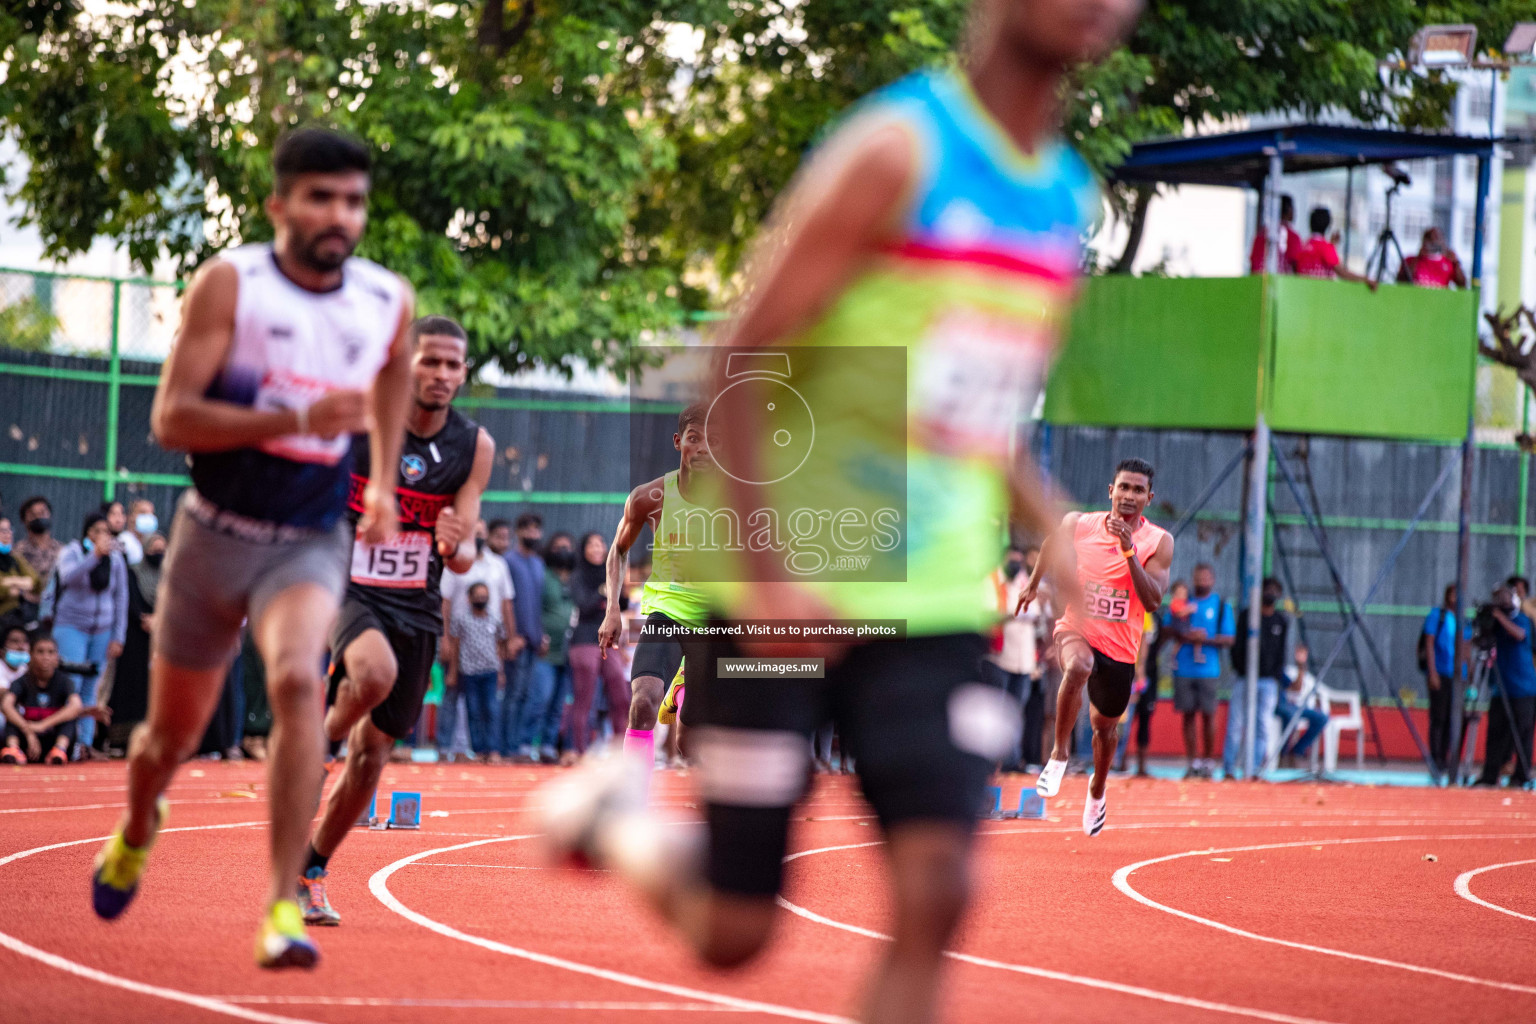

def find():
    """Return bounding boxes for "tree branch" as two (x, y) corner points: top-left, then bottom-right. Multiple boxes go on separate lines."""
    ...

(1109, 184), (1153, 275)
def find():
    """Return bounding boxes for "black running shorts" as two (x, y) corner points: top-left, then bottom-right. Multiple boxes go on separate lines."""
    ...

(328, 597), (439, 740)
(688, 630), (1015, 897)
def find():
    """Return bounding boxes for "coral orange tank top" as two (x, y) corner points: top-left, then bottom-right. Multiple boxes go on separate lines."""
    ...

(1055, 511), (1167, 665)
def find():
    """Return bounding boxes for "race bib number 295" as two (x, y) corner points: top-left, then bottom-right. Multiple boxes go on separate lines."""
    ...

(351, 531), (432, 589)
(1084, 582), (1130, 622)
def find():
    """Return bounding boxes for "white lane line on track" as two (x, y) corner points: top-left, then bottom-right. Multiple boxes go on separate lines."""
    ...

(0, 822), (325, 1024)
(1112, 834), (1536, 996)
(1453, 858), (1536, 923)
(778, 837), (1343, 1024)
(0, 799), (262, 816)
(371, 835), (855, 1023)
(222, 995), (750, 1011)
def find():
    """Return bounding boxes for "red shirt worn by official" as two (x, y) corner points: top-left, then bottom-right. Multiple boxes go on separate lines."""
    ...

(1055, 512), (1169, 665)
(1291, 236), (1341, 279)
(1249, 225), (1302, 274)
(1402, 253), (1458, 289)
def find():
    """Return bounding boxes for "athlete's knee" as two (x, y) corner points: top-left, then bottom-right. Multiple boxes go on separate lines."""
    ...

(267, 652), (324, 710)
(129, 720), (199, 766)
(348, 725), (394, 774)
(345, 657), (396, 710)
(629, 675), (664, 726)
(695, 896), (776, 969)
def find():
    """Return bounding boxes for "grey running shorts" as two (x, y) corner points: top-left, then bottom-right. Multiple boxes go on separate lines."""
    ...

(154, 492), (351, 671)
(1173, 675), (1220, 716)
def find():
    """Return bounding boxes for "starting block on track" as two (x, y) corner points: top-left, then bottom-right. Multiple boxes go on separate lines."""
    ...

(985, 786), (1047, 821)
(359, 791), (422, 829)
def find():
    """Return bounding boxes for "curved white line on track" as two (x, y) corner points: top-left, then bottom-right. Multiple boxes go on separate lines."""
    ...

(0, 821), (323, 1024)
(369, 835), (855, 1024)
(1453, 858), (1536, 923)
(777, 837), (1343, 1024)
(1112, 833), (1536, 996)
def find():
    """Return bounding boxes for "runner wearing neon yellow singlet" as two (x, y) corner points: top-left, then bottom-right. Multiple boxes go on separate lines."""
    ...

(537, 5), (1147, 1020)
(597, 405), (712, 791)
(1019, 457), (1172, 836)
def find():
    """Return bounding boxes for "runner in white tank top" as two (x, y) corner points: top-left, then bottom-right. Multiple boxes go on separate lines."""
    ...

(92, 128), (416, 972)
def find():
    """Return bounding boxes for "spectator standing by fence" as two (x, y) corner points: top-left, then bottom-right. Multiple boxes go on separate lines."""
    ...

(112, 532), (167, 743)
(1420, 584), (1464, 772)
(987, 545), (1037, 772)
(0, 517), (42, 630)
(445, 582), (505, 760)
(538, 533), (576, 764)
(16, 496), (62, 590)
(1167, 563), (1234, 779)
(503, 513), (546, 761)
(567, 531), (628, 756)
(440, 519), (514, 759)
(53, 512), (127, 755)
(1478, 584), (1536, 788)
(1249, 195), (1300, 274)
(1227, 577), (1288, 780)
(126, 499), (159, 566)
(101, 500), (142, 567)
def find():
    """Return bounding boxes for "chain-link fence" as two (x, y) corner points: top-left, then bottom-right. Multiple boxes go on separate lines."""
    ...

(0, 266), (682, 546)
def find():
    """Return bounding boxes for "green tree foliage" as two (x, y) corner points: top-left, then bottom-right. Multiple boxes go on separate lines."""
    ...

(0, 1), (1521, 367)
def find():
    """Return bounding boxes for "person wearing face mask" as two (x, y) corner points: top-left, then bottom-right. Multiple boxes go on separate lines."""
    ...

(533, 532), (577, 764)
(1, 633), (112, 764)
(126, 499), (159, 568)
(438, 518), (514, 760)
(0, 626), (31, 687)
(15, 496), (62, 586)
(0, 518), (42, 630)
(110, 533), (169, 739)
(52, 512), (128, 755)
(101, 500), (144, 568)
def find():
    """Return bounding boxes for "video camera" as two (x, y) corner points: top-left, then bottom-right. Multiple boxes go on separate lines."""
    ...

(1471, 603), (1502, 650)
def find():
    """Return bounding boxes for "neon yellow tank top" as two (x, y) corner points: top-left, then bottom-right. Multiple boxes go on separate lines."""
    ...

(640, 471), (710, 628)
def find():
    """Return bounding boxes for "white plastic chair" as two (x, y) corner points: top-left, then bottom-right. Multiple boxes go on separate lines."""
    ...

(1311, 683), (1364, 772)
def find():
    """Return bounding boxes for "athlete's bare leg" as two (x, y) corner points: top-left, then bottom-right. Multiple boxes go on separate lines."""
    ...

(253, 583), (340, 910)
(1048, 639), (1093, 763)
(862, 821), (972, 1024)
(122, 658), (228, 847)
(628, 674), (665, 730)
(1088, 705), (1117, 800)
(311, 714), (394, 859)
(324, 629), (398, 743)
(1201, 710), (1217, 763)
(1181, 711), (1199, 768)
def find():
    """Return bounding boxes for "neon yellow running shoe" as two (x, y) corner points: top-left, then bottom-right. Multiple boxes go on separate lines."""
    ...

(255, 898), (320, 969)
(91, 798), (168, 920)
(657, 661), (685, 726)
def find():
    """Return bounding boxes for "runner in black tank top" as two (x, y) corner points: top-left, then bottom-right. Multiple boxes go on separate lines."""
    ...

(299, 316), (494, 927)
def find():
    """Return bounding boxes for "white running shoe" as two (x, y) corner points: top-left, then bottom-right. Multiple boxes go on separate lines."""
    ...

(1035, 758), (1069, 798)
(1083, 786), (1107, 837)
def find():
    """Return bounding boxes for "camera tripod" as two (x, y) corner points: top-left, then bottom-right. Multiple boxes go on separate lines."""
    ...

(1453, 647), (1533, 786)
(1364, 181), (1406, 286)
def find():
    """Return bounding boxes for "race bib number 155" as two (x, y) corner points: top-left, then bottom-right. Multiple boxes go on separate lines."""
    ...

(351, 531), (432, 589)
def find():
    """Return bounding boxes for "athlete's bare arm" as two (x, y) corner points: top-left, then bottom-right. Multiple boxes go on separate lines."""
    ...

(598, 478), (665, 650)
(437, 428), (495, 575)
(708, 122), (916, 633)
(1018, 511), (1080, 615)
(1120, 531), (1173, 614)
(359, 288), (416, 544)
(152, 260), (370, 452)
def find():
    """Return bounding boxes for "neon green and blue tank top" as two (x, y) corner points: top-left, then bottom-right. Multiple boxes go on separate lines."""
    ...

(701, 68), (1099, 636)
(640, 471), (710, 628)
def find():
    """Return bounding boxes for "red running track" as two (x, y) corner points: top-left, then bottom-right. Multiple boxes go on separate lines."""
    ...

(2, 762), (1534, 1023)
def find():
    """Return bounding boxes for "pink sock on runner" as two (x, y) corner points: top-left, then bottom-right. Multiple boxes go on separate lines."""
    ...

(624, 728), (656, 797)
